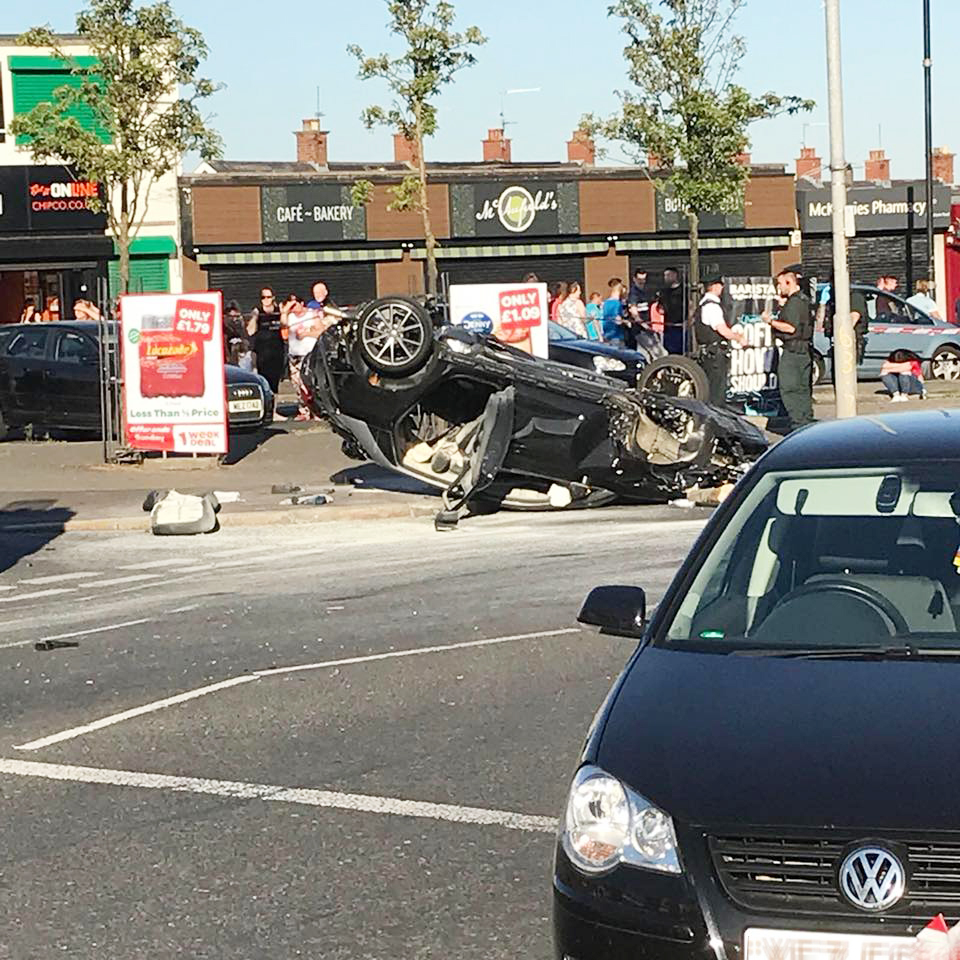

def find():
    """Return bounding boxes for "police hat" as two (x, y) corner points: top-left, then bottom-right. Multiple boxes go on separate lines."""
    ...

(703, 274), (724, 287)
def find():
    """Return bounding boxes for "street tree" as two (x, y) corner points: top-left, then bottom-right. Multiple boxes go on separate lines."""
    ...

(348, 0), (485, 297)
(11, 0), (222, 294)
(583, 0), (813, 335)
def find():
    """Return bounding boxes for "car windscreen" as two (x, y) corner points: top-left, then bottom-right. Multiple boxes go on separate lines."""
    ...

(658, 465), (960, 653)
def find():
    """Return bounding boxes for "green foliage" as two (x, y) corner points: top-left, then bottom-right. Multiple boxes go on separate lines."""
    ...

(11, 0), (223, 292)
(583, 0), (814, 217)
(349, 0), (485, 295)
(350, 179), (375, 208)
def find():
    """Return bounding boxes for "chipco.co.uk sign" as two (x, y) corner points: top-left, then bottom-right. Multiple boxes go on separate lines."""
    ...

(450, 181), (580, 238)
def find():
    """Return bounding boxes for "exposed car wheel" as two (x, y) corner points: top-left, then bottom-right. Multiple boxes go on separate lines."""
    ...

(357, 296), (434, 377)
(637, 355), (710, 401)
(812, 351), (826, 387)
(929, 345), (960, 381)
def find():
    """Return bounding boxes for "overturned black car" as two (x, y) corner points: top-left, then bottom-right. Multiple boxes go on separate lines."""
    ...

(304, 297), (768, 526)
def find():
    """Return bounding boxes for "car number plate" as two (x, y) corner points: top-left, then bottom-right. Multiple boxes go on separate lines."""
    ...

(745, 928), (915, 960)
(229, 399), (263, 413)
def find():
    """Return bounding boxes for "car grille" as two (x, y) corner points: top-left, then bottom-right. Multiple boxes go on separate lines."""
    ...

(709, 834), (960, 918)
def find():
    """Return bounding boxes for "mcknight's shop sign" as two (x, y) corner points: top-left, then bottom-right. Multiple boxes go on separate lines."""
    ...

(450, 180), (580, 238)
(798, 183), (951, 232)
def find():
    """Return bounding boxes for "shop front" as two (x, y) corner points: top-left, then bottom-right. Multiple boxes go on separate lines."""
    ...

(0, 164), (111, 323)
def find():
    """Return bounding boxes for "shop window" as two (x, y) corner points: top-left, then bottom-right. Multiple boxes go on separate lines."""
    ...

(10, 56), (110, 145)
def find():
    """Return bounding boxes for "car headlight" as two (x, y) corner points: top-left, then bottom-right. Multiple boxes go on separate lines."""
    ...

(593, 356), (627, 373)
(562, 765), (681, 876)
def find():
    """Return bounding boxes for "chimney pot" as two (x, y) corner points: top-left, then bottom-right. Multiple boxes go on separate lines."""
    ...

(567, 129), (596, 165)
(933, 146), (955, 185)
(296, 118), (328, 167)
(865, 148), (891, 183)
(483, 127), (512, 163)
(796, 146), (823, 184)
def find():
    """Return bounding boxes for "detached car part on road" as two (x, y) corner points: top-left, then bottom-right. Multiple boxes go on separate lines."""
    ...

(304, 296), (767, 524)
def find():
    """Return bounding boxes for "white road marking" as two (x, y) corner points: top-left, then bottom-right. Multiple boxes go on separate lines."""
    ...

(19, 572), (102, 586)
(0, 586), (16, 592)
(0, 587), (77, 604)
(118, 558), (187, 570)
(0, 618), (153, 652)
(84, 574), (163, 589)
(14, 627), (581, 751)
(0, 758), (558, 834)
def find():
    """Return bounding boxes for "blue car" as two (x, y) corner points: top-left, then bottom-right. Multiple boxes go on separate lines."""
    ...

(813, 285), (960, 385)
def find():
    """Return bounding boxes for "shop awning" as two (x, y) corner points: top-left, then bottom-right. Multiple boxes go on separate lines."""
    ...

(197, 247), (405, 266)
(616, 233), (793, 252)
(0, 233), (113, 269)
(413, 241), (610, 260)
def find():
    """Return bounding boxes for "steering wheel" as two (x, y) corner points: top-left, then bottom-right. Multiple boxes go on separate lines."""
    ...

(752, 578), (910, 643)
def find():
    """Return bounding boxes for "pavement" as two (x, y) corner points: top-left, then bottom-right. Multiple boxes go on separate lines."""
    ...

(0, 506), (709, 960)
(2, 379), (960, 533)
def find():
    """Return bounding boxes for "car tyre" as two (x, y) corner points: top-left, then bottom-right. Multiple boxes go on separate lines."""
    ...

(929, 344), (960, 381)
(357, 296), (434, 377)
(812, 351), (826, 387)
(637, 355), (710, 401)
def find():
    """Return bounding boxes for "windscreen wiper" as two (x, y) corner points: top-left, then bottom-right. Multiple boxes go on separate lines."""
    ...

(732, 644), (920, 660)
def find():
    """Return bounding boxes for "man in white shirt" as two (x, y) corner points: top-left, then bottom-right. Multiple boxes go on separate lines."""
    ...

(282, 296), (335, 420)
(695, 276), (747, 406)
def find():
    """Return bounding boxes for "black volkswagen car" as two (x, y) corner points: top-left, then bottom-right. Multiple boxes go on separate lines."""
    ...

(556, 410), (960, 960)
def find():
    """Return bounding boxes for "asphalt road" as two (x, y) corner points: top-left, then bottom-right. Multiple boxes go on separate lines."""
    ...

(0, 506), (708, 960)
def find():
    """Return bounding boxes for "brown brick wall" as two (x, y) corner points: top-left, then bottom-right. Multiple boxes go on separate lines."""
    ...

(191, 186), (262, 245)
(366, 183), (450, 241)
(744, 176), (796, 229)
(771, 244), (803, 276)
(584, 248), (629, 298)
(377, 257), (425, 296)
(579, 181), (656, 235)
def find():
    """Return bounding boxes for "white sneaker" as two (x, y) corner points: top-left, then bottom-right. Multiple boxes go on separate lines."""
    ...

(890, 393), (903, 402)
(895, 394), (909, 403)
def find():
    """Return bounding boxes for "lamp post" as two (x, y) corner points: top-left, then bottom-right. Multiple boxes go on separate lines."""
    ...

(825, 0), (857, 418)
(923, 0), (935, 292)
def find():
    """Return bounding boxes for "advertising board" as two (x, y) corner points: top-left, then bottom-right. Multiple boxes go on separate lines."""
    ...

(121, 292), (228, 454)
(448, 282), (549, 358)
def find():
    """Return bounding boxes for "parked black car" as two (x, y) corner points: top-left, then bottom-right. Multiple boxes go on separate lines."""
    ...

(305, 296), (766, 521)
(548, 322), (709, 398)
(556, 409), (960, 960)
(0, 322), (274, 440)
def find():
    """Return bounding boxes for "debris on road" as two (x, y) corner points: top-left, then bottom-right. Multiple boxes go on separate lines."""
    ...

(150, 490), (220, 535)
(279, 494), (332, 507)
(34, 640), (80, 651)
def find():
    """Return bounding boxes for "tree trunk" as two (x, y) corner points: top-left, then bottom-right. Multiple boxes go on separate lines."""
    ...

(414, 106), (438, 298)
(118, 181), (131, 295)
(686, 210), (700, 354)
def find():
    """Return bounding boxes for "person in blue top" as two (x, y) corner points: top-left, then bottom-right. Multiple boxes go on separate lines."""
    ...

(602, 278), (627, 346)
(585, 291), (604, 340)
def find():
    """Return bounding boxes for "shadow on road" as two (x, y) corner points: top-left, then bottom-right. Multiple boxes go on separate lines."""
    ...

(0, 502), (76, 575)
(329, 463), (440, 497)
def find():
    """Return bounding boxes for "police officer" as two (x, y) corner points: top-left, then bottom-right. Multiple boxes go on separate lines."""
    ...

(766, 266), (814, 430)
(695, 276), (747, 405)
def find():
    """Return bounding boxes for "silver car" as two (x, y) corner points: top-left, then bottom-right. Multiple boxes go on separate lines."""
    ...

(813, 285), (960, 384)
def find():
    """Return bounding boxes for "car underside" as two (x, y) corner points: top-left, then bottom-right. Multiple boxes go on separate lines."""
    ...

(304, 297), (768, 525)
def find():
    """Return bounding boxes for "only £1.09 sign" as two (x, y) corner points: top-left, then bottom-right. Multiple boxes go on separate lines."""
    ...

(448, 283), (549, 358)
(120, 292), (228, 454)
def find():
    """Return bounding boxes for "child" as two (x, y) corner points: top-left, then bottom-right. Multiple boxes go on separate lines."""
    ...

(880, 349), (925, 402)
(585, 292), (604, 340)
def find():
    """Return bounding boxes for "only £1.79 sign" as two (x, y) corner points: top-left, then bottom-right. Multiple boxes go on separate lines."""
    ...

(120, 292), (228, 454)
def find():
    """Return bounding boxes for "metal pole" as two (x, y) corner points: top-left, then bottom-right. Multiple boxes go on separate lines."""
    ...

(825, 0), (857, 419)
(923, 0), (935, 293)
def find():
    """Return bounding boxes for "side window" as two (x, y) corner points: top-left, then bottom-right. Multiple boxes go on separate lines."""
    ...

(7, 329), (48, 358)
(56, 332), (97, 364)
(904, 303), (933, 326)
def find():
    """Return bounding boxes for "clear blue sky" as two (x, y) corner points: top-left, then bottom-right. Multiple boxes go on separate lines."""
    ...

(8, 0), (958, 179)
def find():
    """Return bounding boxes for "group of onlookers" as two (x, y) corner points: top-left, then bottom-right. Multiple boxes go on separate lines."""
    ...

(223, 280), (337, 421)
(542, 267), (688, 353)
(18, 296), (102, 324)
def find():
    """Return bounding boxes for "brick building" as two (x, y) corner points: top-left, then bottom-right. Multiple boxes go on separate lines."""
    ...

(180, 121), (802, 309)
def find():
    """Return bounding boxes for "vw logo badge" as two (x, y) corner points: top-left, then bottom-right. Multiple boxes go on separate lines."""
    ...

(838, 847), (905, 912)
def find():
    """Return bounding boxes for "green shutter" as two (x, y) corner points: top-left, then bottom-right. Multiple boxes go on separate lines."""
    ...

(109, 255), (171, 295)
(11, 56), (110, 144)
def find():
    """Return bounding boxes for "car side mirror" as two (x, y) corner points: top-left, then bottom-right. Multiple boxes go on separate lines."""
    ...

(578, 585), (647, 638)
